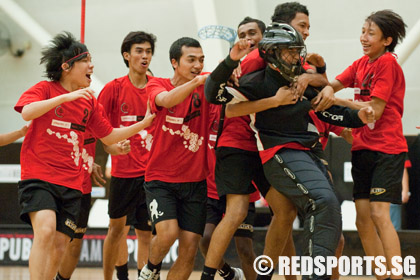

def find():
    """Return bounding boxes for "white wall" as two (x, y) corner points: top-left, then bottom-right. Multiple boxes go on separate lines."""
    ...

(1, 0), (419, 136)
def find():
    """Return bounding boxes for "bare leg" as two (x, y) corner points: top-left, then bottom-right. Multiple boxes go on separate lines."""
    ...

(204, 194), (249, 269)
(135, 228), (152, 269)
(167, 229), (202, 280)
(355, 199), (387, 280)
(235, 236), (256, 280)
(57, 238), (83, 278)
(115, 226), (130, 266)
(370, 201), (402, 279)
(103, 216), (127, 280)
(148, 219), (179, 265)
(28, 210), (58, 280)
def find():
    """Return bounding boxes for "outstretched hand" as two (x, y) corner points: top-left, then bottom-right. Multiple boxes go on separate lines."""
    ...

(142, 100), (156, 128)
(274, 86), (299, 107)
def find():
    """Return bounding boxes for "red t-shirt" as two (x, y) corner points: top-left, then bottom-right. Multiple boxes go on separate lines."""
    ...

(309, 110), (344, 150)
(145, 77), (211, 183)
(335, 52), (407, 154)
(81, 129), (96, 194)
(98, 75), (154, 178)
(206, 105), (260, 202)
(14, 81), (113, 191)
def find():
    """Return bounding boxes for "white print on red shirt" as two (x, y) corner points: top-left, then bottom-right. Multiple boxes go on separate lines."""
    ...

(162, 124), (204, 153)
(46, 128), (93, 172)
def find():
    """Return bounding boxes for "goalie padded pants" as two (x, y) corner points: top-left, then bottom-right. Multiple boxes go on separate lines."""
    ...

(263, 148), (342, 280)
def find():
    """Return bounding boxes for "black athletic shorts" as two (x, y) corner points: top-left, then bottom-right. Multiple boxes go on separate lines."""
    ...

(144, 180), (207, 235)
(215, 147), (270, 197)
(74, 193), (91, 239)
(206, 197), (255, 238)
(352, 150), (405, 203)
(125, 200), (152, 231)
(108, 176), (150, 230)
(18, 179), (82, 238)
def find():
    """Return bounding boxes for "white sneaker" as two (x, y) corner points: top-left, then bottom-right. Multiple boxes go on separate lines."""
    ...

(138, 265), (160, 280)
(231, 267), (245, 280)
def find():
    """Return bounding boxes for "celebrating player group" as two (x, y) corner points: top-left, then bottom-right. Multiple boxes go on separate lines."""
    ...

(11, 1), (408, 280)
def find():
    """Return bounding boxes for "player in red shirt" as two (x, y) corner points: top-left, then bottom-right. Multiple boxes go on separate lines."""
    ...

(136, 37), (211, 280)
(328, 10), (407, 279)
(55, 129), (105, 280)
(98, 31), (156, 280)
(14, 32), (155, 280)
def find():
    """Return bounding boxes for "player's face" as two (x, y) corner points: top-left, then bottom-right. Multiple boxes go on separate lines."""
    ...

(360, 21), (390, 61)
(68, 54), (94, 88)
(125, 42), (153, 75)
(280, 47), (301, 65)
(290, 12), (310, 41)
(173, 46), (204, 81)
(238, 22), (263, 51)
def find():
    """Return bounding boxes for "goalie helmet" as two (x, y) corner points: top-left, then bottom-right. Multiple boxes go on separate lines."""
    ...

(258, 22), (306, 82)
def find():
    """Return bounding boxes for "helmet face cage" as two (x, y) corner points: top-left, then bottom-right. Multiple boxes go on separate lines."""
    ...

(259, 23), (306, 82)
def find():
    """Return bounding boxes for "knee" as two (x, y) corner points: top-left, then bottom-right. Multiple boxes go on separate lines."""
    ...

(156, 231), (178, 249)
(370, 209), (391, 227)
(315, 193), (340, 214)
(35, 225), (56, 244)
(136, 230), (152, 245)
(107, 224), (126, 240)
(224, 207), (248, 226)
(273, 207), (297, 225)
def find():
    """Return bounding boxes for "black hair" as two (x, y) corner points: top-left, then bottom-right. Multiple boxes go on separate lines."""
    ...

(40, 31), (88, 81)
(121, 31), (157, 67)
(366, 10), (406, 52)
(271, 2), (309, 24)
(238, 16), (266, 34)
(169, 37), (201, 65)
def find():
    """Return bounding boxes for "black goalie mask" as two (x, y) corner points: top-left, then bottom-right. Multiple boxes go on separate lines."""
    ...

(258, 23), (306, 83)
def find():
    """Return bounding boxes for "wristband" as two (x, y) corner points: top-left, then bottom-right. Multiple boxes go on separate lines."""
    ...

(316, 64), (326, 74)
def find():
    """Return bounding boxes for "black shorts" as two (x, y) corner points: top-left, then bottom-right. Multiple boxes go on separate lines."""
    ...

(215, 147), (270, 197)
(18, 179), (82, 238)
(144, 180), (207, 235)
(126, 202), (152, 231)
(352, 150), (405, 203)
(206, 197), (255, 238)
(74, 193), (91, 239)
(108, 176), (149, 229)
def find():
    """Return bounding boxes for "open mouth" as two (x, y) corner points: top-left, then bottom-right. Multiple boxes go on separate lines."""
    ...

(86, 74), (92, 80)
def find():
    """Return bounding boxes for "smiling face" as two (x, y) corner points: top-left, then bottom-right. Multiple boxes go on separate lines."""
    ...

(360, 20), (392, 61)
(63, 53), (94, 89)
(172, 46), (204, 82)
(124, 42), (153, 75)
(290, 12), (310, 41)
(238, 22), (263, 51)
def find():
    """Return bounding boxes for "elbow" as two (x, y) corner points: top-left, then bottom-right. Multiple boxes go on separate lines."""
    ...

(21, 111), (33, 122)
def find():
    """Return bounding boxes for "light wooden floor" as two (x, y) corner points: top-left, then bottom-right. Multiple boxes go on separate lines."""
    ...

(2, 266), (418, 280)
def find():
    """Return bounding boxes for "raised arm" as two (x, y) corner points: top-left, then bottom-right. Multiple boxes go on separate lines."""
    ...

(155, 75), (208, 108)
(21, 88), (94, 121)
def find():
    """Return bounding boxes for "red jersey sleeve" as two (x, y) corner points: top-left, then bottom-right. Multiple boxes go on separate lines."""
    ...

(369, 57), (396, 103)
(86, 99), (113, 139)
(335, 59), (359, 87)
(14, 81), (49, 113)
(147, 78), (167, 113)
(405, 160), (412, 168)
(240, 49), (266, 75)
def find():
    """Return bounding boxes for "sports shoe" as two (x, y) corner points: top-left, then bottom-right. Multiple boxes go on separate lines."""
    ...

(232, 267), (245, 280)
(138, 265), (160, 280)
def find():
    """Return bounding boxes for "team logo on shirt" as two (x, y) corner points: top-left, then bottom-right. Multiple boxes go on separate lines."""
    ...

(162, 124), (204, 152)
(370, 188), (386, 195)
(121, 103), (129, 113)
(149, 199), (164, 222)
(55, 105), (64, 118)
